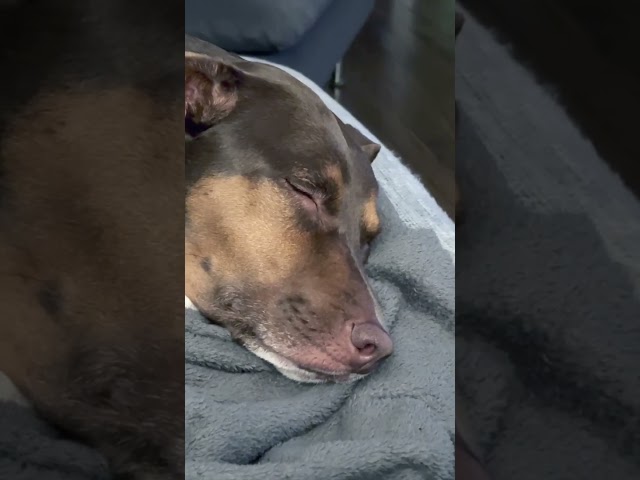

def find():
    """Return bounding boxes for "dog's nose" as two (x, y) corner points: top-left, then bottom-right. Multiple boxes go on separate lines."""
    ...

(349, 322), (393, 374)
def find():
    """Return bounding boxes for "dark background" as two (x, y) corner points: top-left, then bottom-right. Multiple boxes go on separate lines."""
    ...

(333, 0), (455, 218)
(458, 0), (640, 199)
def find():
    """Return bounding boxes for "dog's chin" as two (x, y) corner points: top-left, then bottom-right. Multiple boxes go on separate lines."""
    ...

(185, 296), (364, 384)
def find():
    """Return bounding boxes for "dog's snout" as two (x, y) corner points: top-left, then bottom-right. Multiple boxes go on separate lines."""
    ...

(349, 322), (393, 374)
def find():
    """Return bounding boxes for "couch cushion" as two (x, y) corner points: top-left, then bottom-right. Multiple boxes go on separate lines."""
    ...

(185, 0), (333, 53)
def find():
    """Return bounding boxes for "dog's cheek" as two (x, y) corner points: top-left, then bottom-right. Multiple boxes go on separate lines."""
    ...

(196, 175), (310, 286)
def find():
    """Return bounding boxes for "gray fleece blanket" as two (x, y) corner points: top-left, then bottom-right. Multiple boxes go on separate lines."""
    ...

(456, 9), (640, 480)
(185, 61), (455, 478)
(0, 378), (110, 480)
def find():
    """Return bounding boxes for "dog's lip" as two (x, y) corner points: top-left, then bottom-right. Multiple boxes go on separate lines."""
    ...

(256, 341), (358, 381)
(286, 361), (354, 380)
(279, 355), (355, 379)
(283, 359), (370, 383)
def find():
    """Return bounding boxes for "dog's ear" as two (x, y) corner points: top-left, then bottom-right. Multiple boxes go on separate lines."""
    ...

(344, 124), (381, 163)
(185, 52), (243, 137)
(333, 115), (381, 163)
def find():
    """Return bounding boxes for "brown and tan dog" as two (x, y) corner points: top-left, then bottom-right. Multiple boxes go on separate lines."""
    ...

(184, 36), (393, 384)
(0, 2), (184, 478)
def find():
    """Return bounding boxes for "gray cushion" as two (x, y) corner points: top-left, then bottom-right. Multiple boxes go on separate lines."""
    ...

(185, 0), (333, 53)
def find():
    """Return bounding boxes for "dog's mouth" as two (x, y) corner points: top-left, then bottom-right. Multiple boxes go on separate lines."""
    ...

(186, 296), (380, 384)
(272, 362), (366, 385)
(243, 339), (367, 384)
(281, 362), (365, 384)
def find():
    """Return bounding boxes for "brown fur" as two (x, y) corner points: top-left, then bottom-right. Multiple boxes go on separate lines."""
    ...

(0, 2), (185, 478)
(0, 72), (183, 480)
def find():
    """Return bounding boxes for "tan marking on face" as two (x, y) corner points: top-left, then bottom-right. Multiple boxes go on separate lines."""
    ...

(185, 51), (208, 60)
(323, 163), (345, 204)
(186, 175), (311, 298)
(362, 195), (380, 236)
(324, 163), (343, 185)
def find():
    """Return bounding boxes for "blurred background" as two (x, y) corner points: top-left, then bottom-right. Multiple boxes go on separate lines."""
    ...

(458, 0), (640, 198)
(186, 0), (455, 219)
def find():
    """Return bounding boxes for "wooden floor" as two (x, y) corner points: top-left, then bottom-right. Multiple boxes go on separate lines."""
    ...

(330, 0), (455, 219)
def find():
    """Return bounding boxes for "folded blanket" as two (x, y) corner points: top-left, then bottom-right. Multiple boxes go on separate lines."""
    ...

(185, 61), (455, 480)
(456, 9), (640, 480)
(0, 374), (110, 480)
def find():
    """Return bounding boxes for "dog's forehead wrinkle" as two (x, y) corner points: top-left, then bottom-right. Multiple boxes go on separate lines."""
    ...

(205, 84), (354, 188)
(236, 77), (347, 151)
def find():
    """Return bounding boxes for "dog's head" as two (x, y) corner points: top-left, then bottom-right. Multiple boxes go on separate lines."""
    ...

(184, 52), (392, 383)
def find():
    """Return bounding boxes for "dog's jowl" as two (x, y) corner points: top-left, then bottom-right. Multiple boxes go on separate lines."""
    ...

(185, 36), (393, 384)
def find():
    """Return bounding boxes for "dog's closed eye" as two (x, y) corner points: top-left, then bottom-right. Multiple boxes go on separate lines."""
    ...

(285, 179), (322, 213)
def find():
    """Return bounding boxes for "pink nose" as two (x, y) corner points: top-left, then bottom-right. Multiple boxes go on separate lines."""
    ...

(349, 322), (394, 374)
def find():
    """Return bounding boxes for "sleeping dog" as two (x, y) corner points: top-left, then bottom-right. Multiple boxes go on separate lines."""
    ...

(184, 36), (393, 384)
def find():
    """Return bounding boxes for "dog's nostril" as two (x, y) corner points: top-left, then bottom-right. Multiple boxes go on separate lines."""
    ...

(349, 322), (393, 374)
(358, 343), (376, 356)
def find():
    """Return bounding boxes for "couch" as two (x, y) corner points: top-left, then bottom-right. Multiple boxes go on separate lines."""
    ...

(185, 0), (375, 87)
